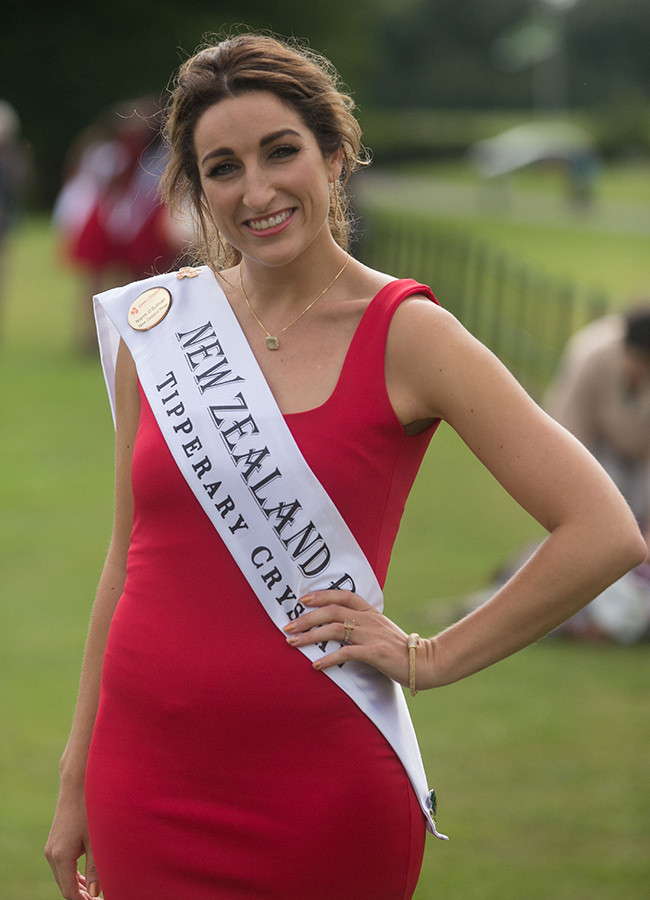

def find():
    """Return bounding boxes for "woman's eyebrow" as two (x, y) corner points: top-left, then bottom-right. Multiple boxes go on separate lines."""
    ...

(259, 128), (301, 147)
(201, 147), (232, 164)
(201, 128), (302, 165)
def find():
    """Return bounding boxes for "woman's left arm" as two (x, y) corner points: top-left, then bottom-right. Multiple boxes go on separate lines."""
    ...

(286, 300), (646, 688)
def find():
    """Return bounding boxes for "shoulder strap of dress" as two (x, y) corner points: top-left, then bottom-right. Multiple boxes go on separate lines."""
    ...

(336, 278), (438, 402)
(359, 278), (437, 340)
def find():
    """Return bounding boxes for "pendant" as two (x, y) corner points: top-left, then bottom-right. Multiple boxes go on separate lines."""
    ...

(266, 335), (280, 351)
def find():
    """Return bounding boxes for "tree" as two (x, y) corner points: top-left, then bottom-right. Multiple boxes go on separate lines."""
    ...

(2, 0), (648, 204)
(0, 0), (380, 204)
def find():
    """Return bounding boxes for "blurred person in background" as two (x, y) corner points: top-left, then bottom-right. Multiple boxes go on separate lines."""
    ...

(0, 99), (29, 341)
(543, 307), (650, 641)
(545, 307), (650, 530)
(53, 99), (189, 353)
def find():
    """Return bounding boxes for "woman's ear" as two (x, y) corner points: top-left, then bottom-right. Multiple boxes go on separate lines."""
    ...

(328, 147), (344, 183)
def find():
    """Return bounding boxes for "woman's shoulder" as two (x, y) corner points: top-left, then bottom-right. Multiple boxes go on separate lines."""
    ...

(385, 282), (481, 380)
(349, 261), (434, 306)
(345, 262), (457, 354)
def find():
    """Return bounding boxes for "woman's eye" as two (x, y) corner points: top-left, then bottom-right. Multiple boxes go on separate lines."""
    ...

(205, 161), (238, 178)
(271, 144), (300, 160)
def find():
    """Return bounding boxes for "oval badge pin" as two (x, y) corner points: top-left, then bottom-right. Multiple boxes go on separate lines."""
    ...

(127, 287), (172, 331)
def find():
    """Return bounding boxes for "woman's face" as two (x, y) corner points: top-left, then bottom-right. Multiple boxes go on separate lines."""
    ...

(193, 90), (342, 268)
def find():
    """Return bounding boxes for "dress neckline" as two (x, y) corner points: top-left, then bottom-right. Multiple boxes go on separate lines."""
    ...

(283, 278), (400, 419)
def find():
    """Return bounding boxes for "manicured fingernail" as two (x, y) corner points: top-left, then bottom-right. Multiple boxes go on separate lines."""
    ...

(302, 595), (314, 605)
(284, 622), (295, 632)
(313, 660), (321, 670)
(286, 636), (299, 645)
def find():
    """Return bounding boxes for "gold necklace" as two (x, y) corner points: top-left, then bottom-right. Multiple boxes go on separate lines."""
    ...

(239, 254), (349, 351)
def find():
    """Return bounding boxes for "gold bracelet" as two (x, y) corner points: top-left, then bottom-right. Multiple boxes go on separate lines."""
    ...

(407, 633), (419, 697)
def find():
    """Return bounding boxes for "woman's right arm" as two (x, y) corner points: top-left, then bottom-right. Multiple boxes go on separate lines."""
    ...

(45, 340), (139, 900)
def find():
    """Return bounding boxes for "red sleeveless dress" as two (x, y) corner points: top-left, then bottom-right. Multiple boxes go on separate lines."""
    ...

(85, 279), (440, 899)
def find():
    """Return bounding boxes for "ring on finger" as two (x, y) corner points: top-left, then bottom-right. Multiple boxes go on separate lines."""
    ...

(343, 619), (356, 644)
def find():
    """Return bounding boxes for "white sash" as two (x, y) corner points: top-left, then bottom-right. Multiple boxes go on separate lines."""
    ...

(94, 267), (447, 838)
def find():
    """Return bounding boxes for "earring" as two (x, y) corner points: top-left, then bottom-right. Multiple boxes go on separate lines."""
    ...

(331, 180), (341, 224)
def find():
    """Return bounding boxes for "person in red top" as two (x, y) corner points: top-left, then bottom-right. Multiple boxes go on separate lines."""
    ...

(45, 32), (645, 900)
(53, 99), (188, 352)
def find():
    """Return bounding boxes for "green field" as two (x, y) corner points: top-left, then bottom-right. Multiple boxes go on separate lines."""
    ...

(1, 216), (649, 898)
(356, 159), (650, 306)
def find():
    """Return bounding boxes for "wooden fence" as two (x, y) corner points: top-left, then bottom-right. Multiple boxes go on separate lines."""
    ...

(358, 210), (609, 398)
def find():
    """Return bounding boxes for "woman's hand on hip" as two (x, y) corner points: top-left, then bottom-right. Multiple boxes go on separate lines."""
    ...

(284, 590), (431, 689)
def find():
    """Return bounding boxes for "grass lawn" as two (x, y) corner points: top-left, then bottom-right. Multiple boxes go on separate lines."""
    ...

(399, 158), (650, 206)
(1, 217), (649, 898)
(356, 159), (650, 305)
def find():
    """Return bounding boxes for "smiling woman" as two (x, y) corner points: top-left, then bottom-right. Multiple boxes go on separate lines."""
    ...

(45, 30), (646, 900)
(192, 92), (342, 274)
(161, 35), (367, 271)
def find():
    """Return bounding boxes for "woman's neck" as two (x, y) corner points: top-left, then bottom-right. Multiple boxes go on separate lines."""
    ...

(238, 238), (349, 317)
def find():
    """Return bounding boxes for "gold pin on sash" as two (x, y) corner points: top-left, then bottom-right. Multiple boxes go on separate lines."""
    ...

(127, 287), (172, 331)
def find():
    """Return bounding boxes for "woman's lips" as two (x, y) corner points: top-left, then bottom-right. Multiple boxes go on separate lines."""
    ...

(243, 208), (296, 236)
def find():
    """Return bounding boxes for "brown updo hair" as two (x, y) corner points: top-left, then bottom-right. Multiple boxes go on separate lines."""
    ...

(161, 32), (368, 270)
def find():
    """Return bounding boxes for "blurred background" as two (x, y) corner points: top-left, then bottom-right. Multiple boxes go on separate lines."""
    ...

(1, 1), (649, 898)
(1, 0), (649, 205)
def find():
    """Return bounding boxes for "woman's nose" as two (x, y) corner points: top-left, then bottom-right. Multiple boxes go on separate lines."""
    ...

(242, 167), (275, 211)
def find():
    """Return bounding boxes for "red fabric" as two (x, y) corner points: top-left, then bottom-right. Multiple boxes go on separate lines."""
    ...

(69, 198), (176, 277)
(64, 133), (177, 278)
(85, 279), (439, 899)
(69, 204), (121, 270)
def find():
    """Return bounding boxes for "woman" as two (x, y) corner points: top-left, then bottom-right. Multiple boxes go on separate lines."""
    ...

(45, 33), (645, 900)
